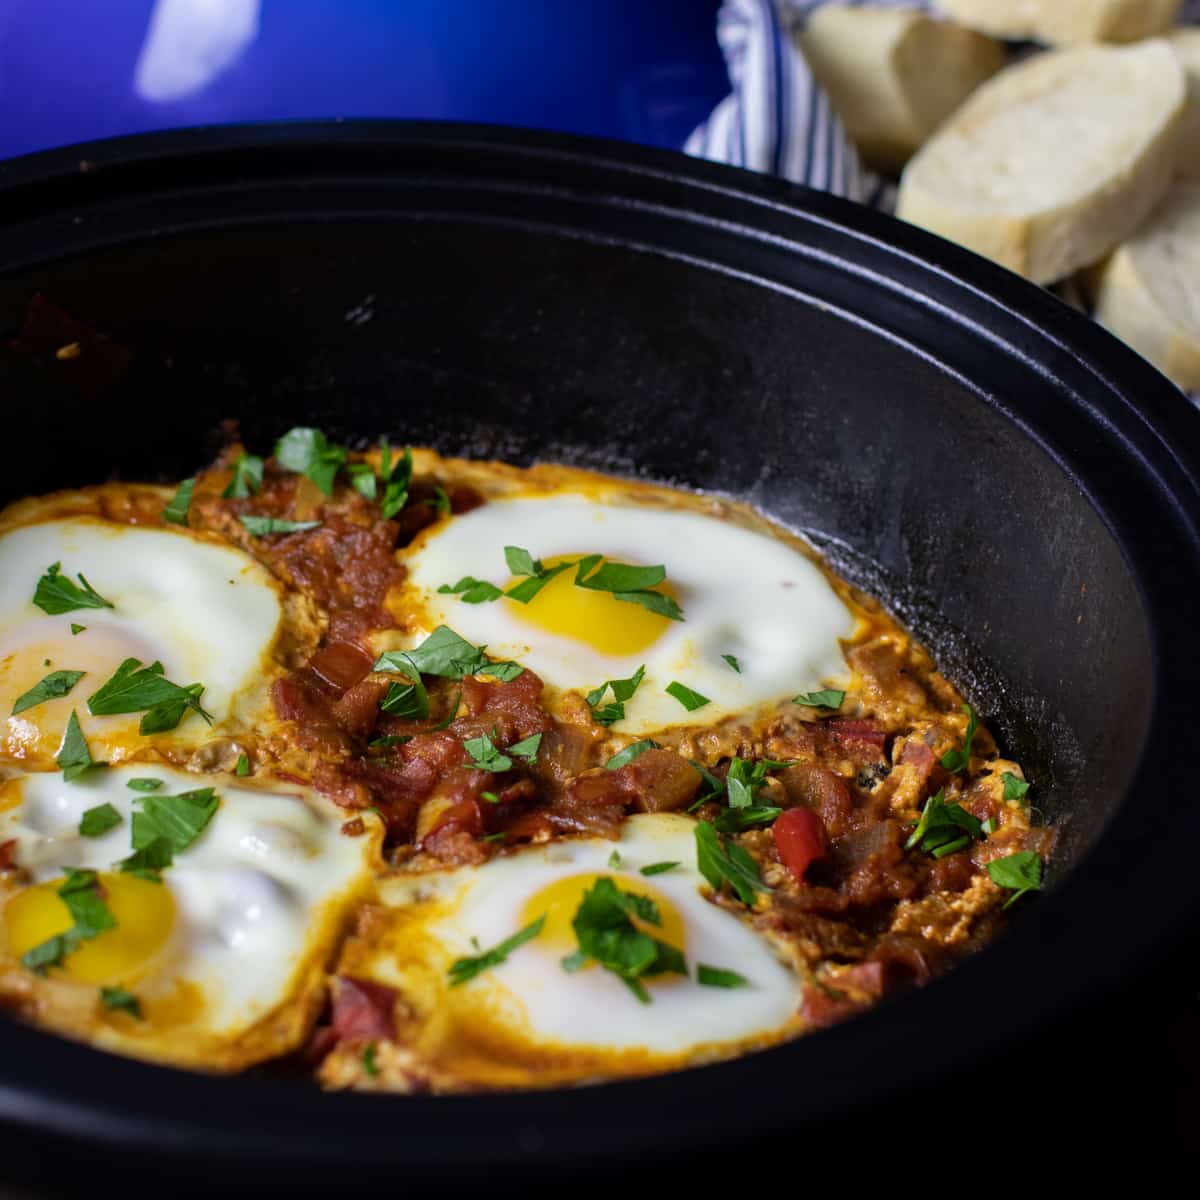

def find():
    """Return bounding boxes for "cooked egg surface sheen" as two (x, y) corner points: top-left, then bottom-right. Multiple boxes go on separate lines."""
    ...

(372, 814), (803, 1063)
(395, 496), (858, 733)
(0, 765), (376, 1040)
(0, 519), (283, 762)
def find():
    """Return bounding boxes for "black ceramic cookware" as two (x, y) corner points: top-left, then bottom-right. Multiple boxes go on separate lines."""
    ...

(0, 125), (1196, 1188)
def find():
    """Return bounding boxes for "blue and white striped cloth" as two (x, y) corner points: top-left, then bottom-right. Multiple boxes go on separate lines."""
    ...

(686, 0), (1200, 207)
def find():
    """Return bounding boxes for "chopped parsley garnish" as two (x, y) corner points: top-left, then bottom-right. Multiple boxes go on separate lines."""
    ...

(504, 546), (572, 605)
(79, 803), (121, 837)
(463, 729), (512, 773)
(235, 753), (250, 777)
(379, 675), (430, 720)
(368, 734), (411, 750)
(725, 757), (766, 810)
(640, 861), (679, 876)
(377, 441), (413, 520)
(793, 689), (845, 710)
(665, 681), (710, 712)
(101, 987), (142, 1018)
(70, 624), (86, 635)
(721, 654), (742, 673)
(447, 915), (545, 986)
(694, 820), (766, 906)
(437, 576), (503, 604)
(573, 555), (684, 621)
(508, 733), (542, 765)
(57, 711), (99, 782)
(239, 515), (321, 537)
(376, 625), (522, 683)
(12, 669), (86, 715)
(940, 703), (979, 773)
(126, 778), (163, 792)
(223, 453), (264, 498)
(21, 869), (116, 975)
(981, 816), (998, 835)
(480, 790), (500, 804)
(697, 965), (749, 989)
(33, 563), (114, 615)
(88, 658), (211, 734)
(1002, 772), (1030, 803)
(905, 788), (982, 857)
(586, 665), (646, 727)
(687, 760), (726, 809)
(606, 739), (659, 771)
(428, 486), (451, 517)
(607, 850), (622, 868)
(162, 478), (195, 525)
(117, 788), (219, 880)
(561, 877), (686, 1003)
(362, 1041), (380, 1076)
(273, 427), (347, 496)
(714, 805), (783, 833)
(986, 851), (1043, 908)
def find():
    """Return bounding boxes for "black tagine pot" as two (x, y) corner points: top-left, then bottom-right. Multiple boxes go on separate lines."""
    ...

(0, 124), (1197, 1189)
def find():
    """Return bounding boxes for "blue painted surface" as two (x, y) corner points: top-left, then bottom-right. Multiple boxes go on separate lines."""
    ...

(0, 0), (727, 160)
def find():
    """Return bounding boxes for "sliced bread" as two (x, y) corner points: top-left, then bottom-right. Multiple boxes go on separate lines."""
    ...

(896, 41), (1186, 283)
(797, 7), (1005, 174)
(1092, 180), (1200, 392)
(936, 0), (1182, 45)
(1168, 29), (1200, 178)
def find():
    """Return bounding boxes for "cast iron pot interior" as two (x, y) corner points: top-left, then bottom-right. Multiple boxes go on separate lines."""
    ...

(0, 124), (1196, 1182)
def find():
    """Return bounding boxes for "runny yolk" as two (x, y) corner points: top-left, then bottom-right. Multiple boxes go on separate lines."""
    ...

(5, 872), (175, 985)
(520, 871), (687, 961)
(504, 555), (677, 656)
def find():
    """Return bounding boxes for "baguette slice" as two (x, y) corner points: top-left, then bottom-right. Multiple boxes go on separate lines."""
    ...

(1092, 180), (1200, 392)
(797, 7), (1006, 174)
(896, 41), (1186, 284)
(1168, 30), (1200, 178)
(936, 0), (1182, 45)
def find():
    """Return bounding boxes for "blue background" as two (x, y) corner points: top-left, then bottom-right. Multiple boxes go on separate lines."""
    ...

(0, 0), (727, 160)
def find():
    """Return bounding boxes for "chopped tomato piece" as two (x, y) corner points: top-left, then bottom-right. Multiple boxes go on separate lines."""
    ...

(773, 807), (828, 883)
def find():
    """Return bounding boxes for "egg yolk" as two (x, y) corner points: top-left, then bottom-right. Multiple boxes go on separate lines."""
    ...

(521, 871), (687, 961)
(5, 872), (175, 985)
(504, 555), (677, 656)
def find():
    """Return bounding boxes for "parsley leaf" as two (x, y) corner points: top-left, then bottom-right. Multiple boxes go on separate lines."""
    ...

(117, 836), (173, 882)
(12, 669), (86, 715)
(223, 453), (264, 498)
(564, 876), (687, 1003)
(606, 739), (659, 771)
(1002, 772), (1030, 803)
(940, 703), (979, 773)
(379, 675), (430, 720)
(688, 760), (726, 809)
(362, 1041), (380, 1076)
(987, 851), (1043, 909)
(725, 757), (769, 809)
(239, 515), (321, 537)
(586, 665), (646, 727)
(235, 753), (250, 777)
(377, 441), (413, 520)
(463, 730), (512, 773)
(368, 734), (411, 750)
(665, 681), (710, 712)
(33, 563), (114, 615)
(607, 850), (622, 868)
(697, 965), (749, 989)
(508, 733), (542, 765)
(503, 547), (572, 604)
(57, 711), (98, 782)
(573, 556), (684, 621)
(793, 689), (845, 710)
(437, 576), (503, 604)
(274, 427), (346, 496)
(70, 624), (86, 635)
(694, 821), (766, 906)
(129, 788), (219, 858)
(721, 654), (742, 673)
(88, 658), (211, 734)
(376, 625), (522, 683)
(79, 803), (121, 837)
(126, 778), (163, 792)
(904, 788), (982, 857)
(448, 915), (545, 986)
(100, 987), (142, 1018)
(639, 861), (679, 876)
(162, 478), (195, 525)
(21, 869), (117, 975)
(714, 804), (783, 833)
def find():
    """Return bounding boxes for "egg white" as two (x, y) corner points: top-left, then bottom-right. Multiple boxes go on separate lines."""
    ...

(0, 518), (284, 762)
(375, 813), (803, 1058)
(392, 495), (858, 734)
(0, 764), (378, 1039)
